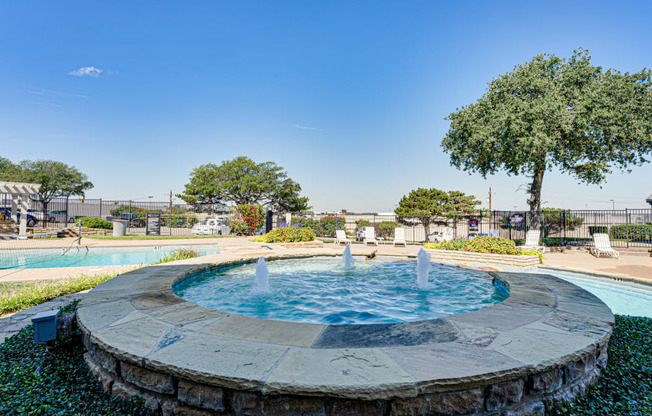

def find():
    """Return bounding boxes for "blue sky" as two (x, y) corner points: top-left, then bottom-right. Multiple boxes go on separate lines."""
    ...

(1, 1), (651, 212)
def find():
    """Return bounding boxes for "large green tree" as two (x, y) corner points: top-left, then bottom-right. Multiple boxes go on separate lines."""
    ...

(14, 159), (93, 212)
(178, 156), (310, 212)
(0, 157), (19, 180)
(394, 188), (449, 234)
(442, 49), (652, 226)
(442, 190), (481, 235)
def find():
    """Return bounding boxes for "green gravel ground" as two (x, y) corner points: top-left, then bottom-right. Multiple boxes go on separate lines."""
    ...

(550, 315), (652, 415)
(0, 313), (649, 415)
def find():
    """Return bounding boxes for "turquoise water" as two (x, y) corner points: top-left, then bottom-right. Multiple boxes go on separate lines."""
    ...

(537, 269), (652, 318)
(174, 257), (508, 324)
(0, 244), (220, 269)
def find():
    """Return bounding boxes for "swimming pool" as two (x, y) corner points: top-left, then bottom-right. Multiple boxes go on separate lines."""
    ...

(0, 244), (220, 269)
(533, 268), (652, 318)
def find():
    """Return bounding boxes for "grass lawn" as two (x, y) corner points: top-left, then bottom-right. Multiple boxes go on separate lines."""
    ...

(86, 234), (235, 240)
(0, 247), (200, 316)
(0, 272), (122, 315)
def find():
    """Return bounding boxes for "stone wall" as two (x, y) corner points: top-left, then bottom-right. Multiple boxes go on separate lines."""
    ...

(426, 249), (541, 268)
(82, 332), (607, 416)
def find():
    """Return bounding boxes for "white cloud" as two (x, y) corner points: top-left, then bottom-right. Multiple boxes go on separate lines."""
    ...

(29, 88), (88, 98)
(68, 66), (103, 77)
(294, 124), (321, 131)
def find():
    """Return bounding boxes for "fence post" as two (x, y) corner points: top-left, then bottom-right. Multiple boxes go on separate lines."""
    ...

(508, 211), (512, 240)
(563, 210), (566, 246)
(626, 208), (630, 248)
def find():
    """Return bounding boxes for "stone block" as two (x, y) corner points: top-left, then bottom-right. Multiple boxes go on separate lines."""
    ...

(232, 391), (263, 415)
(263, 395), (326, 415)
(178, 379), (225, 411)
(485, 378), (524, 411)
(391, 389), (483, 415)
(112, 380), (163, 413)
(530, 368), (563, 393)
(84, 340), (117, 375)
(326, 398), (385, 416)
(503, 400), (545, 416)
(121, 361), (175, 394)
(173, 405), (215, 416)
(84, 352), (115, 392)
(564, 354), (593, 383)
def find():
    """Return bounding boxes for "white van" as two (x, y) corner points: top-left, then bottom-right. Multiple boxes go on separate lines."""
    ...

(191, 218), (230, 235)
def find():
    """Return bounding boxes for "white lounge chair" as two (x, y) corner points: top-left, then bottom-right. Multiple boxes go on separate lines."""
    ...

(364, 227), (379, 246)
(521, 230), (545, 253)
(590, 233), (619, 258)
(393, 228), (407, 246)
(335, 230), (351, 245)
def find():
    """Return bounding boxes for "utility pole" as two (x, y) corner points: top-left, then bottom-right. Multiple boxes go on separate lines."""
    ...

(488, 186), (493, 212)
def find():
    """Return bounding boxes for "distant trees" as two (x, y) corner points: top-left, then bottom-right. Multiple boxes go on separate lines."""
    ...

(442, 49), (652, 227)
(394, 188), (480, 234)
(178, 156), (310, 213)
(0, 158), (93, 213)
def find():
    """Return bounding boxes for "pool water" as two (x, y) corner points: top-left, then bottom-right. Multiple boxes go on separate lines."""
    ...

(174, 257), (508, 324)
(539, 269), (652, 318)
(0, 244), (220, 269)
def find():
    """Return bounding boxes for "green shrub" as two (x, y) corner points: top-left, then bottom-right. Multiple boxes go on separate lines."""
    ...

(550, 315), (652, 415)
(609, 224), (652, 241)
(375, 221), (401, 238)
(513, 237), (591, 246)
(79, 217), (113, 230)
(521, 249), (545, 263)
(154, 248), (200, 264)
(253, 226), (316, 243)
(0, 317), (157, 415)
(588, 225), (608, 235)
(466, 236), (520, 255)
(292, 217), (344, 237)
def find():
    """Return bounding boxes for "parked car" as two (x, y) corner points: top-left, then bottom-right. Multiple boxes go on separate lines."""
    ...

(29, 210), (75, 223)
(192, 218), (230, 235)
(0, 207), (38, 227)
(119, 213), (145, 227)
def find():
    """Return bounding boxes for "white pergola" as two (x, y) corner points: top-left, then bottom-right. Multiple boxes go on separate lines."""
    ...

(0, 181), (41, 236)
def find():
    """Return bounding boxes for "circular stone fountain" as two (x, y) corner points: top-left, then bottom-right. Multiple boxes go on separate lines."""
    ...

(77, 253), (613, 415)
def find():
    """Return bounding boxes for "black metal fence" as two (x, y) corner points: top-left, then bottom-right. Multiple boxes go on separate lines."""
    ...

(2, 192), (651, 246)
(0, 195), (233, 236)
(274, 209), (652, 247)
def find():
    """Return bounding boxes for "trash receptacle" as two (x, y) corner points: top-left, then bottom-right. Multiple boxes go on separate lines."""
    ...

(112, 220), (129, 237)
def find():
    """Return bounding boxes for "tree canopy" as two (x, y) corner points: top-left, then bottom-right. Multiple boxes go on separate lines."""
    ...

(0, 158), (93, 208)
(394, 188), (479, 234)
(442, 49), (652, 225)
(177, 156), (310, 212)
(15, 160), (94, 208)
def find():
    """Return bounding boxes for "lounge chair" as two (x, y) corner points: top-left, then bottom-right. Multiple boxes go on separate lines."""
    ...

(335, 230), (351, 245)
(393, 228), (407, 246)
(590, 233), (620, 258)
(521, 230), (546, 253)
(364, 227), (379, 246)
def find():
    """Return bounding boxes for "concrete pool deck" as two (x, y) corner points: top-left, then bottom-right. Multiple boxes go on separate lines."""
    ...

(3, 236), (650, 285)
(75, 249), (613, 415)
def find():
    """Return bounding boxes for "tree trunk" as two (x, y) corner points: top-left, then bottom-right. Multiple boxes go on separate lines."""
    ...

(528, 161), (546, 229)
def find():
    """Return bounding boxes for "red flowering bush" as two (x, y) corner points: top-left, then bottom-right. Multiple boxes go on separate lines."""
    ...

(231, 204), (265, 236)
